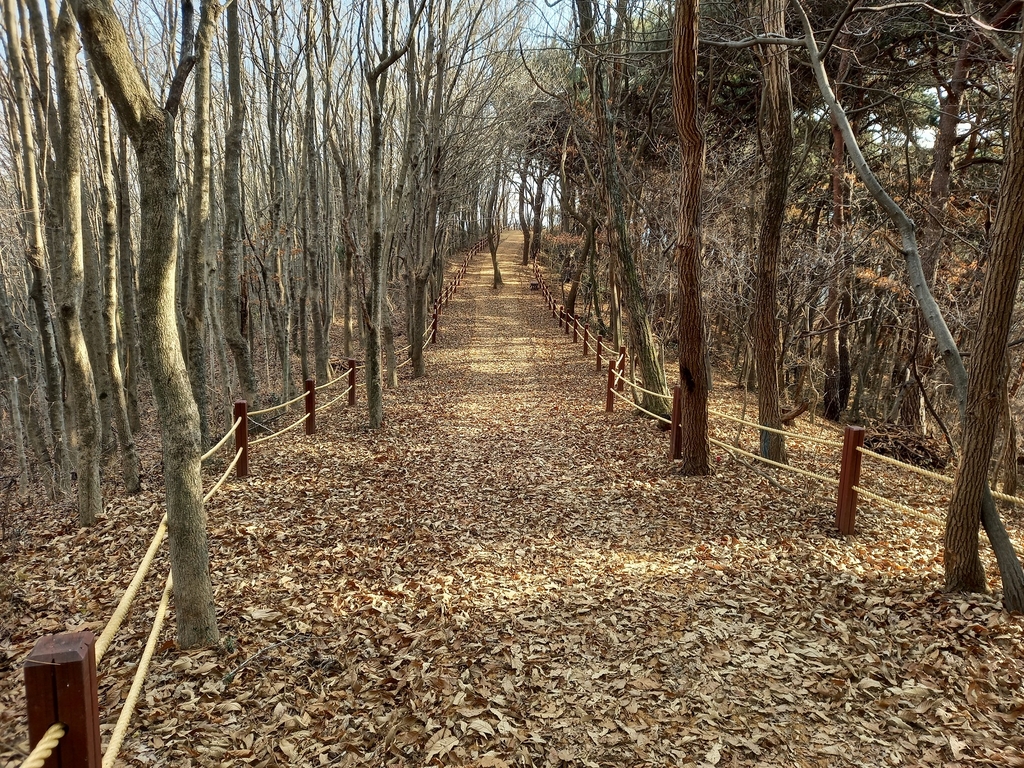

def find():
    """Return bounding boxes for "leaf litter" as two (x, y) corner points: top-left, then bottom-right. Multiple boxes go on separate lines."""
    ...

(1, 235), (1023, 767)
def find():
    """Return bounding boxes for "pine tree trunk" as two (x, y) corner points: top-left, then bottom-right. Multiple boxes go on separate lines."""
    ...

(750, 0), (791, 463)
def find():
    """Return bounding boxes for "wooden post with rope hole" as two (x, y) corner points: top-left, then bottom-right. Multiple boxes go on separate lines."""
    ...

(347, 358), (357, 405)
(836, 425), (865, 535)
(304, 379), (315, 436)
(669, 385), (683, 460)
(617, 346), (627, 392)
(24, 631), (102, 768)
(596, 335), (603, 371)
(583, 324), (590, 356)
(233, 400), (249, 478)
(572, 317), (579, 343)
(430, 310), (438, 344)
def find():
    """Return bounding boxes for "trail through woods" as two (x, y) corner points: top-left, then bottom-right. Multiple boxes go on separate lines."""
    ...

(2, 232), (1023, 767)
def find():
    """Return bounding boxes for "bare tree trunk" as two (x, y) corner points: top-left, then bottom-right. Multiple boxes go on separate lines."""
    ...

(221, 0), (258, 405)
(750, 0), (791, 463)
(2, 0), (69, 489)
(74, 0), (220, 645)
(90, 70), (141, 491)
(670, 0), (709, 475)
(117, 131), (144, 433)
(183, 0), (221, 446)
(53, 1), (102, 526)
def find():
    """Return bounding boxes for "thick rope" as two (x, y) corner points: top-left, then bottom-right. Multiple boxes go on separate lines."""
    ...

(620, 377), (671, 402)
(852, 485), (945, 525)
(102, 572), (173, 768)
(856, 446), (954, 485)
(249, 412), (310, 446)
(201, 418), (241, 462)
(709, 436), (837, 485)
(203, 448), (244, 504)
(316, 375), (343, 392)
(609, 387), (671, 424)
(248, 389), (308, 417)
(18, 723), (65, 768)
(397, 355), (414, 369)
(708, 408), (842, 449)
(318, 385), (354, 414)
(95, 507), (166, 665)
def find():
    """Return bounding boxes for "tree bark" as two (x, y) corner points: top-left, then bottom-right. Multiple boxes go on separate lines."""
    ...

(221, 0), (258, 406)
(53, 1), (103, 527)
(750, 0), (792, 464)
(73, 0), (219, 645)
(945, 30), (1024, 607)
(116, 131), (144, 433)
(671, 0), (709, 474)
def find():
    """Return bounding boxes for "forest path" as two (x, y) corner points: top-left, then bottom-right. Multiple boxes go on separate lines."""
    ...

(17, 233), (1017, 768)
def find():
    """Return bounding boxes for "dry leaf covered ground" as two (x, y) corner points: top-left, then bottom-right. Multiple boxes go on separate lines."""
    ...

(3, 232), (1024, 768)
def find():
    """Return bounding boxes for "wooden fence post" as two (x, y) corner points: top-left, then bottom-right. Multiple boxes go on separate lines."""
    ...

(596, 335), (603, 371)
(669, 385), (682, 460)
(617, 346), (627, 392)
(836, 425), (865, 535)
(558, 307), (564, 328)
(24, 631), (102, 768)
(572, 317), (578, 343)
(233, 400), (248, 478)
(582, 324), (590, 356)
(605, 357), (617, 412)
(348, 358), (357, 405)
(430, 311), (438, 344)
(304, 379), (315, 436)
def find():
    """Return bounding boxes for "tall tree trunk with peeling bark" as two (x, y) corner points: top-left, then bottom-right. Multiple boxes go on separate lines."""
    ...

(750, 0), (791, 464)
(671, 0), (709, 475)
(73, 0), (219, 646)
(53, 2), (102, 526)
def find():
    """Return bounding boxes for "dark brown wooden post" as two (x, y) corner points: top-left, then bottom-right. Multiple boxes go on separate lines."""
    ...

(617, 346), (627, 392)
(304, 379), (315, 436)
(24, 631), (102, 768)
(430, 311), (438, 344)
(605, 355), (617, 412)
(582, 324), (590, 356)
(233, 400), (248, 478)
(836, 425), (865, 535)
(596, 335), (603, 371)
(572, 317), (578, 343)
(551, 301), (557, 319)
(558, 307), (564, 328)
(669, 385), (683, 460)
(348, 358), (357, 405)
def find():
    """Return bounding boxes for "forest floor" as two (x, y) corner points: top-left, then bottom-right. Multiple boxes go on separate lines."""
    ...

(2, 231), (1024, 768)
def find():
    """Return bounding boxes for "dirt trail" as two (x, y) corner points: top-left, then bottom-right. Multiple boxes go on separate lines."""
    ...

(4, 232), (1021, 767)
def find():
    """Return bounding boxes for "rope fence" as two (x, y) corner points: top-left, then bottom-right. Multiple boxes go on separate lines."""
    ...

(528, 259), (1021, 544)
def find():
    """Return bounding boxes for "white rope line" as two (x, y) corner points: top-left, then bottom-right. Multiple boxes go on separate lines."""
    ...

(991, 488), (1024, 507)
(95, 506), (166, 665)
(615, 389), (671, 425)
(852, 485), (945, 525)
(203, 448), (244, 504)
(708, 408), (843, 449)
(397, 355), (414, 368)
(318, 385), (353, 413)
(856, 446), (954, 484)
(316, 375), (344, 392)
(18, 723), (65, 768)
(101, 572), (173, 768)
(620, 377), (671, 402)
(201, 418), (241, 462)
(249, 413), (310, 446)
(249, 389), (307, 417)
(709, 436), (837, 485)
